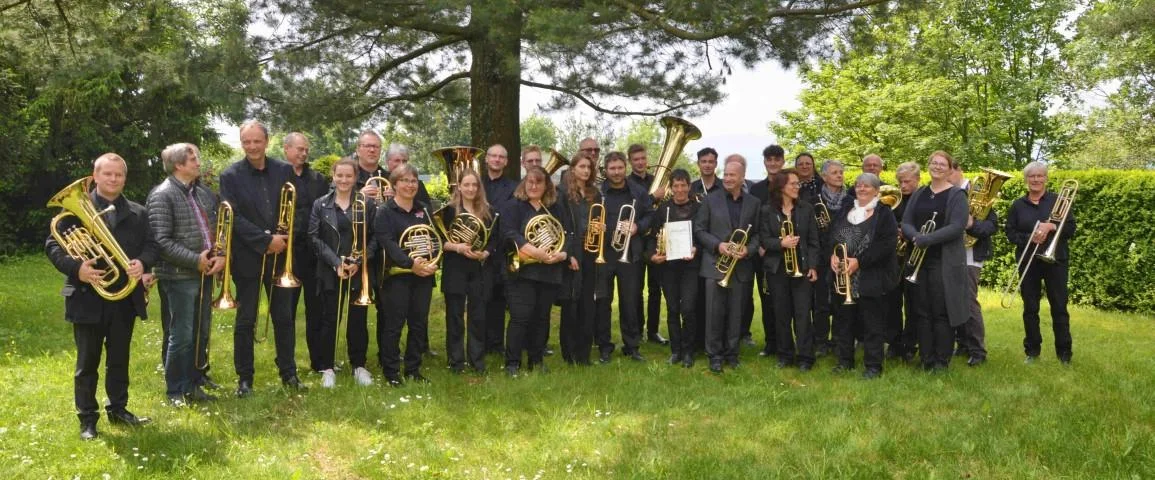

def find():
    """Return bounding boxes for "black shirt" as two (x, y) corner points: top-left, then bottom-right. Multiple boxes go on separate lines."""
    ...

(750, 178), (772, 205)
(912, 188), (950, 261)
(333, 204), (353, 257)
(690, 177), (721, 201)
(1005, 191), (1076, 262)
(726, 190), (745, 229)
(500, 199), (567, 285)
(373, 198), (435, 271)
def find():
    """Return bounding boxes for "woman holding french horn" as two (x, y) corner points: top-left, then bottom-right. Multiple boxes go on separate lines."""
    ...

(436, 169), (497, 374)
(556, 154), (600, 366)
(828, 173), (899, 378)
(374, 164), (440, 386)
(500, 166), (570, 376)
(758, 169), (820, 371)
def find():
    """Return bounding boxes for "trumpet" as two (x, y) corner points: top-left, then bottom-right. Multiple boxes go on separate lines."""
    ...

(388, 209), (443, 276)
(364, 175), (392, 203)
(1001, 179), (1078, 308)
(781, 215), (803, 278)
(507, 212), (566, 273)
(585, 202), (607, 264)
(814, 195), (832, 231)
(833, 243), (855, 305)
(612, 200), (637, 263)
(47, 177), (139, 301)
(716, 224), (752, 288)
(904, 212), (938, 284)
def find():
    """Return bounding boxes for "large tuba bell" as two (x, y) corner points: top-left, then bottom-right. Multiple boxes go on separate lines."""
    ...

(648, 117), (702, 207)
(964, 167), (1013, 247)
(507, 213), (565, 273)
(48, 177), (139, 301)
(543, 149), (568, 176)
(879, 185), (903, 210)
(434, 146), (485, 193)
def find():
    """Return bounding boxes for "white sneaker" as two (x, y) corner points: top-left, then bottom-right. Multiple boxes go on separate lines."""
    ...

(321, 369), (337, 388)
(353, 367), (373, 386)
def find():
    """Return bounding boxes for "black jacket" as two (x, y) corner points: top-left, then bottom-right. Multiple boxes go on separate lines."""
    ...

(500, 199), (569, 285)
(219, 157), (303, 276)
(693, 189), (761, 282)
(599, 180), (654, 264)
(309, 191), (378, 292)
(758, 200), (821, 275)
(967, 209), (999, 262)
(1005, 191), (1076, 263)
(146, 176), (219, 280)
(294, 163), (331, 238)
(46, 191), (158, 323)
(829, 204), (900, 298)
(373, 198), (435, 274)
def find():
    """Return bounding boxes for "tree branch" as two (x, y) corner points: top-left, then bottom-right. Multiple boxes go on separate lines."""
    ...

(615, 0), (890, 41)
(259, 27), (357, 64)
(0, 0), (31, 14)
(361, 36), (465, 93)
(520, 79), (703, 116)
(52, 0), (76, 56)
(353, 71), (471, 118)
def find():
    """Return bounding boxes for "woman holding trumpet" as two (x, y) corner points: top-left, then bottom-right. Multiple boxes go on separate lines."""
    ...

(374, 164), (439, 386)
(757, 169), (820, 371)
(644, 169), (701, 367)
(556, 154), (600, 366)
(438, 169), (496, 374)
(900, 151), (969, 372)
(308, 158), (375, 388)
(828, 173), (899, 378)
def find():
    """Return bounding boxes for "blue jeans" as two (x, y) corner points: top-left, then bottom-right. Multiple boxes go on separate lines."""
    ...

(162, 277), (212, 396)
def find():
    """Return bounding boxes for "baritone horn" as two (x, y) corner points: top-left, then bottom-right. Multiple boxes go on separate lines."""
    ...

(716, 224), (752, 288)
(585, 202), (607, 264)
(612, 200), (637, 263)
(648, 117), (702, 207)
(965, 167), (1013, 247)
(1001, 179), (1078, 307)
(47, 177), (139, 301)
(507, 212), (565, 273)
(833, 243), (855, 305)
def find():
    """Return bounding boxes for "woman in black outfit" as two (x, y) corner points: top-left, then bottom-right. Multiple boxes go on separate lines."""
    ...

(644, 169), (701, 367)
(500, 166), (570, 376)
(438, 168), (496, 374)
(900, 151), (969, 372)
(828, 173), (899, 378)
(308, 158), (376, 388)
(758, 169), (820, 371)
(557, 155), (599, 365)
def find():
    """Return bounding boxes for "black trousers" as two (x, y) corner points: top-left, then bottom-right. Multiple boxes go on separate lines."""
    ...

(560, 256), (597, 364)
(378, 274), (433, 376)
(485, 279), (507, 353)
(636, 261), (663, 337)
(660, 262), (699, 357)
(755, 270), (776, 350)
(1020, 260), (1072, 359)
(884, 279), (918, 356)
(159, 280), (170, 367)
(233, 266), (298, 382)
(506, 278), (558, 368)
(812, 263), (834, 347)
(73, 299), (136, 422)
(291, 241), (324, 371)
(833, 294), (886, 370)
(704, 279), (747, 362)
(319, 285), (369, 371)
(695, 277), (707, 352)
(595, 262), (642, 355)
(445, 273), (487, 370)
(741, 275), (755, 339)
(917, 259), (954, 367)
(768, 272), (814, 365)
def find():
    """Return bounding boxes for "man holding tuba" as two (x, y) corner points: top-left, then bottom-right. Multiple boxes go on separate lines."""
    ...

(481, 144), (518, 357)
(46, 153), (158, 440)
(219, 121), (307, 396)
(950, 161), (1000, 367)
(626, 144), (670, 347)
(147, 143), (224, 405)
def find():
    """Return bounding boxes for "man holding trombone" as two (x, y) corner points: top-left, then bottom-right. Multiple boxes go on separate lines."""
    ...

(1004, 161), (1077, 365)
(147, 143), (225, 404)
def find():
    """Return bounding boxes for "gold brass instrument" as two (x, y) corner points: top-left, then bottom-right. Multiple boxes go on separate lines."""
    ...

(612, 200), (637, 263)
(1001, 179), (1078, 307)
(47, 177), (139, 301)
(211, 202), (237, 310)
(648, 117), (702, 207)
(896, 236), (910, 259)
(904, 212), (938, 284)
(334, 196), (368, 364)
(716, 224), (752, 288)
(543, 149), (568, 176)
(388, 209), (444, 275)
(814, 195), (832, 232)
(352, 195), (373, 306)
(879, 185), (903, 210)
(655, 207), (670, 258)
(364, 175), (393, 202)
(507, 212), (566, 273)
(257, 182), (300, 343)
(965, 167), (1013, 247)
(433, 207), (498, 254)
(781, 215), (803, 278)
(434, 146), (485, 193)
(584, 202), (607, 264)
(833, 243), (856, 305)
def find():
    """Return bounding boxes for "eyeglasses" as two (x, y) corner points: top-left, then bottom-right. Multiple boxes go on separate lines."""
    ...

(395, 178), (418, 184)
(580, 147), (601, 154)
(360, 144), (381, 150)
(787, 182), (801, 187)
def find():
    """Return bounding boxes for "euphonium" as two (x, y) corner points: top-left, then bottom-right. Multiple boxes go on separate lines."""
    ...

(834, 243), (856, 305)
(612, 200), (637, 263)
(648, 117), (702, 207)
(351, 195), (373, 306)
(274, 182), (300, 288)
(47, 177), (139, 301)
(211, 202), (237, 310)
(964, 167), (1013, 247)
(388, 209), (444, 275)
(781, 216), (803, 278)
(507, 212), (565, 273)
(364, 175), (393, 202)
(904, 212), (938, 284)
(585, 202), (607, 264)
(716, 224), (752, 288)
(814, 195), (832, 231)
(434, 146), (485, 193)
(1001, 179), (1078, 308)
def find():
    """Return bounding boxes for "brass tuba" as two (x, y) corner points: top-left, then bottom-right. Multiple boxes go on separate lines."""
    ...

(48, 177), (139, 301)
(648, 117), (702, 206)
(716, 224), (752, 288)
(507, 212), (565, 273)
(964, 167), (1013, 247)
(388, 209), (444, 276)
(585, 202), (607, 264)
(434, 146), (485, 193)
(543, 149), (568, 176)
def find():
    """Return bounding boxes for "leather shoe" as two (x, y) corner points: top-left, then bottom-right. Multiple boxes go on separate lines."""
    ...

(283, 375), (308, 391)
(966, 356), (986, 367)
(404, 372), (430, 383)
(648, 333), (670, 345)
(626, 351), (645, 362)
(776, 359), (793, 369)
(108, 409), (151, 427)
(862, 368), (882, 379)
(682, 353), (695, 368)
(235, 380), (253, 398)
(186, 387), (218, 403)
(708, 360), (723, 374)
(505, 365), (520, 377)
(798, 362), (813, 372)
(598, 351), (612, 364)
(667, 354), (679, 365)
(726, 358), (740, 368)
(199, 375), (221, 390)
(741, 335), (756, 346)
(385, 375), (404, 387)
(79, 422), (98, 440)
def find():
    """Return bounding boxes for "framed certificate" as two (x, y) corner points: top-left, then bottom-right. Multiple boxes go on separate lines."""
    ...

(664, 220), (693, 260)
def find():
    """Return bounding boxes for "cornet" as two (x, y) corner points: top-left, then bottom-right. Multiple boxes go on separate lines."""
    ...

(612, 200), (636, 263)
(833, 243), (855, 305)
(585, 202), (607, 264)
(716, 224), (752, 288)
(1001, 179), (1078, 308)
(904, 212), (938, 284)
(781, 215), (803, 278)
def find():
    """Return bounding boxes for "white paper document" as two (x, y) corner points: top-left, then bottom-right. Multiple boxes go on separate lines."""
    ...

(664, 220), (694, 260)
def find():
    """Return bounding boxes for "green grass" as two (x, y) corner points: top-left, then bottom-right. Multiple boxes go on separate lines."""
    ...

(1, 254), (1153, 478)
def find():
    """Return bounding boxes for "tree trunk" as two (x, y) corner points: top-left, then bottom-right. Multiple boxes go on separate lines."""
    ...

(469, 8), (523, 180)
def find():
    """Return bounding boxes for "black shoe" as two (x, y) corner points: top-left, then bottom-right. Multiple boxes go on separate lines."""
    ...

(1059, 356), (1072, 366)
(626, 351), (645, 362)
(966, 356), (986, 367)
(682, 353), (695, 368)
(598, 351), (612, 364)
(1024, 355), (1039, 364)
(862, 368), (882, 379)
(885, 347), (902, 359)
(775, 359), (793, 369)
(667, 354), (680, 365)
(832, 363), (853, 374)
(528, 362), (550, 373)
(199, 375), (221, 391)
(726, 358), (740, 368)
(815, 344), (830, 357)
(798, 362), (813, 372)
(449, 364), (465, 374)
(708, 360), (723, 374)
(235, 380), (253, 398)
(385, 375), (403, 387)
(185, 387), (218, 403)
(902, 352), (916, 363)
(648, 333), (670, 345)
(79, 422), (98, 440)
(108, 409), (151, 427)
(405, 372), (430, 383)
(505, 365), (520, 377)
(758, 349), (773, 357)
(167, 394), (186, 406)
(741, 335), (756, 346)
(953, 346), (968, 357)
(282, 375), (308, 391)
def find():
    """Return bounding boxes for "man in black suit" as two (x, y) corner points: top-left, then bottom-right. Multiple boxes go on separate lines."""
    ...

(482, 144), (518, 354)
(46, 153), (158, 440)
(284, 132), (330, 373)
(355, 130), (389, 196)
(694, 155), (761, 374)
(595, 152), (653, 363)
(219, 121), (307, 397)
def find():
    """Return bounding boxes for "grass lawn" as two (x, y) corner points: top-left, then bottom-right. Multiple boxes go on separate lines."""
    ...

(1, 254), (1153, 478)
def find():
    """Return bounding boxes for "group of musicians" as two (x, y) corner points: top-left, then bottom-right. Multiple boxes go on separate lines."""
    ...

(46, 120), (1077, 440)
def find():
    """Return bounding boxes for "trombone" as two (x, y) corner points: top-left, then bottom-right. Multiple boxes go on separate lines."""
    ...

(257, 182), (298, 342)
(904, 212), (938, 284)
(612, 200), (636, 263)
(585, 202), (607, 264)
(195, 201), (235, 371)
(335, 196), (368, 366)
(1001, 179), (1078, 308)
(833, 243), (855, 305)
(352, 194), (373, 307)
(716, 224), (752, 288)
(781, 215), (803, 278)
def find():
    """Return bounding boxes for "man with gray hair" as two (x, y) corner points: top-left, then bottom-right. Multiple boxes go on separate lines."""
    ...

(814, 159), (854, 355)
(862, 154), (884, 177)
(385, 143), (432, 207)
(284, 133), (330, 373)
(147, 143), (225, 405)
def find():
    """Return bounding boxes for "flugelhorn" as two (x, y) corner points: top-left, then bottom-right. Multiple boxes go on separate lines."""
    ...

(648, 117), (702, 207)
(613, 200), (636, 263)
(965, 167), (1013, 247)
(904, 212), (938, 284)
(833, 243), (855, 305)
(584, 202), (607, 264)
(781, 215), (803, 278)
(434, 146), (484, 193)
(507, 212), (565, 273)
(716, 224), (752, 288)
(388, 208), (443, 276)
(1001, 179), (1078, 307)
(47, 177), (139, 301)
